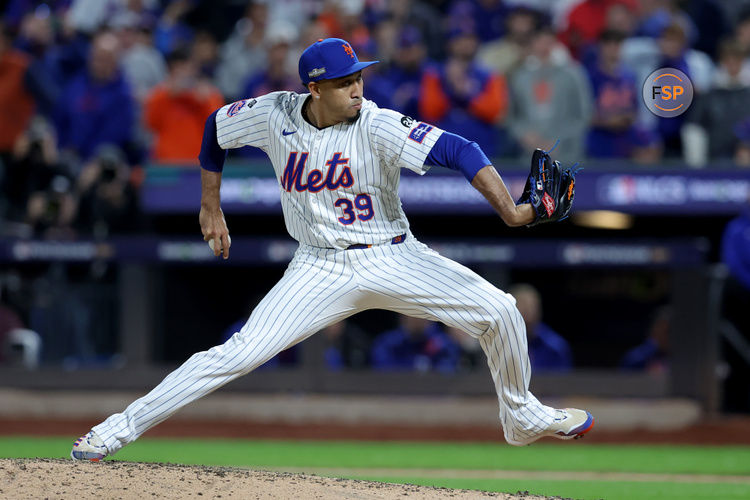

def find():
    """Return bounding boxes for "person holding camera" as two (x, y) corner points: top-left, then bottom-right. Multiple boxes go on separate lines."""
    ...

(75, 144), (140, 238)
(2, 116), (78, 238)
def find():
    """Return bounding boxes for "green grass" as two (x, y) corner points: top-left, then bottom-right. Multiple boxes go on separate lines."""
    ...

(2, 437), (749, 500)
(5, 437), (748, 475)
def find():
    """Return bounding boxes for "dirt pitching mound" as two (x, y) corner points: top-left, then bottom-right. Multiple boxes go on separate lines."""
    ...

(1, 459), (559, 499)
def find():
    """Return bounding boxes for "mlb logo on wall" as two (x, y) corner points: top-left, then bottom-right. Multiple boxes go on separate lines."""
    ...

(409, 123), (433, 143)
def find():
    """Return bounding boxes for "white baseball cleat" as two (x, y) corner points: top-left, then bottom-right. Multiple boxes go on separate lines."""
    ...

(71, 430), (109, 461)
(506, 408), (595, 446)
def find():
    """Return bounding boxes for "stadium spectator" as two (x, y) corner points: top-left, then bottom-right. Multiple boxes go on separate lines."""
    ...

(657, 23), (717, 157)
(680, 0), (729, 60)
(317, 0), (367, 42)
(265, 0), (318, 33)
(653, 23), (695, 156)
(242, 24), (301, 98)
(620, 21), (713, 148)
(371, 316), (461, 373)
(635, 0), (696, 42)
(14, 8), (64, 116)
(144, 48), (223, 163)
(382, 0), (444, 61)
(603, 2), (638, 36)
(3, 116), (73, 227)
(734, 9), (750, 85)
(508, 26), (592, 161)
(67, 0), (159, 35)
(13, 6), (93, 115)
(191, 31), (220, 79)
(153, 0), (195, 56)
(0, 301), (24, 365)
(0, 22), (35, 157)
(378, 26), (428, 119)
(75, 145), (140, 236)
(25, 169), (78, 239)
(114, 13), (167, 102)
(26, 8), (92, 95)
(509, 284), (572, 373)
(419, 19), (508, 156)
(585, 29), (660, 161)
(215, 0), (270, 100)
(3, 0), (40, 31)
(352, 33), (398, 110)
(321, 319), (371, 370)
(558, 0), (637, 60)
(477, 6), (541, 77)
(236, 24), (301, 159)
(683, 40), (750, 166)
(577, 3), (638, 70)
(620, 306), (671, 374)
(369, 13), (398, 68)
(448, 0), (508, 42)
(66, 0), (123, 35)
(288, 19), (330, 73)
(54, 31), (137, 162)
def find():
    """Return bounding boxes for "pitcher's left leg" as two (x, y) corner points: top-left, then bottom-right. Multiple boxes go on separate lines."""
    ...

(355, 241), (593, 445)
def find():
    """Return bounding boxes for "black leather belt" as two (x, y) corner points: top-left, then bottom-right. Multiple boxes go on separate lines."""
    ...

(346, 234), (406, 250)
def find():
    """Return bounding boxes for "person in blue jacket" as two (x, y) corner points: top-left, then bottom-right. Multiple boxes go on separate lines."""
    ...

(55, 31), (136, 161)
(510, 283), (573, 372)
(372, 316), (461, 373)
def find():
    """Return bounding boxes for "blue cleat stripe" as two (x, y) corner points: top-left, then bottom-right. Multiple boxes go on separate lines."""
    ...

(568, 411), (594, 436)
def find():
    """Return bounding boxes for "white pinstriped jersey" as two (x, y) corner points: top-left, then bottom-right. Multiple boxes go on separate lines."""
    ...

(215, 92), (444, 249)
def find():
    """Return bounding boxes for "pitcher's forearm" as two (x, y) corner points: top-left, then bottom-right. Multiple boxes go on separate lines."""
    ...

(471, 165), (534, 227)
(201, 168), (222, 210)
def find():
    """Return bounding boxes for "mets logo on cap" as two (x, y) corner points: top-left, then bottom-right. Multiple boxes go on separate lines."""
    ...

(342, 42), (355, 59)
(298, 38), (379, 85)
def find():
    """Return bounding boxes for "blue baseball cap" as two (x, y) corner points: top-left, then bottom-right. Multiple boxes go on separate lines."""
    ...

(298, 37), (379, 85)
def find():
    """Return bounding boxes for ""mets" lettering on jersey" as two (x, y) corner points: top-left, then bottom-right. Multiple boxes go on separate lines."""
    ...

(280, 152), (355, 193)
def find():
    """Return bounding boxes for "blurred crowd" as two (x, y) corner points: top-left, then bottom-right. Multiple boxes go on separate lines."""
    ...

(2, 0), (750, 238)
(217, 283), (578, 374)
(211, 281), (671, 374)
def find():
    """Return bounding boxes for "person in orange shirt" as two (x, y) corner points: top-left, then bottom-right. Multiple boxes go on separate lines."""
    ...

(144, 47), (223, 164)
(418, 19), (507, 157)
(0, 22), (35, 155)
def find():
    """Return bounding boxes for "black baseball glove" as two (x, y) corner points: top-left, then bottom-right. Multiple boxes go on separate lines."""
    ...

(517, 146), (579, 227)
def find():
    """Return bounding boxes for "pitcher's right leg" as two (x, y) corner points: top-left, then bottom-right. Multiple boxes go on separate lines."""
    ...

(77, 248), (361, 457)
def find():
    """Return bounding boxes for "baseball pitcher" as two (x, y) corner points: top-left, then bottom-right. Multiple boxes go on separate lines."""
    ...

(72, 38), (591, 461)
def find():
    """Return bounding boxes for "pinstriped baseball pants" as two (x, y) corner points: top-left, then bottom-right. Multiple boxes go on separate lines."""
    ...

(93, 238), (556, 452)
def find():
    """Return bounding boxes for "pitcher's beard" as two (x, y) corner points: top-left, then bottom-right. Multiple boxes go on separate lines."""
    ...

(346, 110), (361, 124)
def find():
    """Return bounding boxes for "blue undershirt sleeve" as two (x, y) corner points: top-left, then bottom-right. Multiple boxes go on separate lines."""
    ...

(198, 110), (227, 172)
(425, 131), (491, 182)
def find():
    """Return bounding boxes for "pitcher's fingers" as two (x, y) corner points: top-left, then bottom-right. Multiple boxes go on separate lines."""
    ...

(221, 234), (230, 260)
(212, 235), (222, 257)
